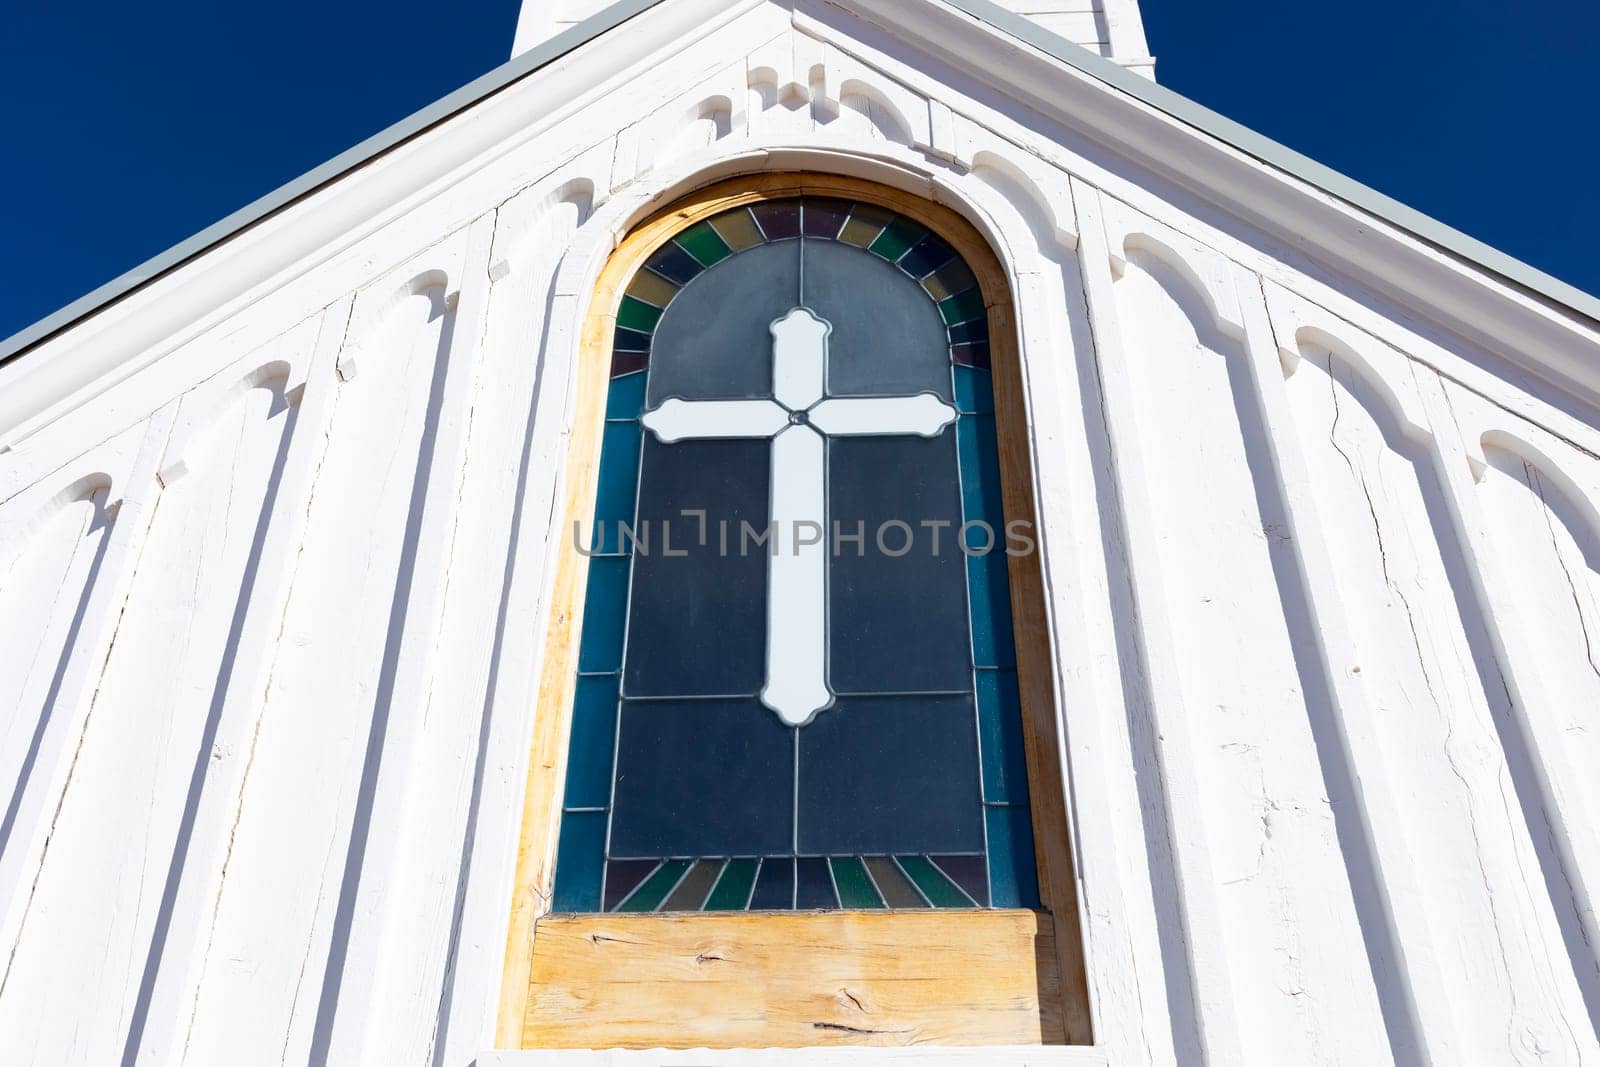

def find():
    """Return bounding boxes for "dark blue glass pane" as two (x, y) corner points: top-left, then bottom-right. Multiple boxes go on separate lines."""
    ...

(609, 699), (794, 858)
(976, 670), (1029, 804)
(550, 811), (605, 912)
(896, 234), (957, 280)
(931, 854), (990, 907)
(804, 239), (951, 401)
(563, 675), (620, 809)
(590, 421), (640, 554)
(829, 432), (969, 693)
(985, 805), (1039, 908)
(576, 557), (630, 674)
(613, 326), (651, 353)
(947, 318), (989, 346)
(648, 241), (798, 404)
(623, 436), (768, 697)
(796, 856), (837, 909)
(645, 244), (705, 286)
(797, 695), (984, 854)
(603, 859), (659, 911)
(749, 857), (794, 909)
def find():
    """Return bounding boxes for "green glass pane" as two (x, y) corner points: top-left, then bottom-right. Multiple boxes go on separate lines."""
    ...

(615, 859), (693, 911)
(938, 288), (986, 325)
(703, 858), (761, 910)
(675, 221), (733, 267)
(868, 218), (926, 262)
(830, 857), (885, 908)
(616, 296), (663, 333)
(896, 855), (975, 908)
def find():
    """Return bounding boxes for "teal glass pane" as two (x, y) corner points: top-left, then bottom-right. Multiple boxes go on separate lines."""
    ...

(550, 811), (606, 911)
(956, 415), (1004, 523)
(977, 670), (1030, 804)
(590, 421), (641, 554)
(605, 372), (647, 420)
(985, 805), (1039, 908)
(576, 556), (630, 673)
(952, 365), (994, 414)
(967, 550), (1016, 668)
(562, 675), (620, 809)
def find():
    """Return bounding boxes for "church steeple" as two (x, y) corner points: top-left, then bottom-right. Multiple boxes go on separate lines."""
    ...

(511, 0), (1154, 79)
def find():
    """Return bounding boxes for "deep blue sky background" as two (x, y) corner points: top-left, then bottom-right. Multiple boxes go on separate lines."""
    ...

(3, 0), (1596, 343)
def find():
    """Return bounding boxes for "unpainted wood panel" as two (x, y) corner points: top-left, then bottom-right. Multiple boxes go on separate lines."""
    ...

(523, 910), (1064, 1049)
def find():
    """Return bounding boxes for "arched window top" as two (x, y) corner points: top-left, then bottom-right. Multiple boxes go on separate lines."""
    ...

(551, 193), (1037, 915)
(610, 197), (991, 406)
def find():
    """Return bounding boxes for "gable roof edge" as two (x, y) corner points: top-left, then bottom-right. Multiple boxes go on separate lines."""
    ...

(946, 0), (1600, 327)
(1, 0), (1594, 370)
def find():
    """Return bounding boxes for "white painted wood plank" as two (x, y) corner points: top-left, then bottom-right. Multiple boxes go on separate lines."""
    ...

(179, 234), (470, 1065)
(1238, 275), (1461, 1065)
(435, 187), (603, 1065)
(0, 354), (303, 1063)
(117, 302), (349, 1067)
(1096, 192), (1393, 1063)
(1008, 252), (1179, 1066)
(317, 213), (500, 1066)
(1070, 179), (1246, 1065)
(0, 409), (175, 997)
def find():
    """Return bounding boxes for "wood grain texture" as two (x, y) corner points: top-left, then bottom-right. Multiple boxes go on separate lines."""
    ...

(523, 910), (1064, 1049)
(495, 174), (1091, 1049)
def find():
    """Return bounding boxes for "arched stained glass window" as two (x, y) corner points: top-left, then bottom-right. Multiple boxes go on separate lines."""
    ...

(549, 195), (1040, 914)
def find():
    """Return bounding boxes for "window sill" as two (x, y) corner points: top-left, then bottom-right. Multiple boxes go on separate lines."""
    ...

(478, 1047), (1109, 1066)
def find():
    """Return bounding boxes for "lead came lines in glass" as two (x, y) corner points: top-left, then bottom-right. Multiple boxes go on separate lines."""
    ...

(551, 196), (1037, 913)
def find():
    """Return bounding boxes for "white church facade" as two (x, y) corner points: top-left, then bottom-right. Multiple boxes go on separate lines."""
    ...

(2, 1), (1599, 1063)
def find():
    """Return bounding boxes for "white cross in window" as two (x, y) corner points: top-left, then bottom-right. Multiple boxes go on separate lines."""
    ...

(641, 307), (958, 727)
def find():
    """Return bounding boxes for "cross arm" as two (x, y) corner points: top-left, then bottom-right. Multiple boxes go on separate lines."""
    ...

(808, 394), (957, 438)
(639, 398), (790, 443)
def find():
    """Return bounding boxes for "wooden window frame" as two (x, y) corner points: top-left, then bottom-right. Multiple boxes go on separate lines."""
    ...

(495, 174), (1091, 1050)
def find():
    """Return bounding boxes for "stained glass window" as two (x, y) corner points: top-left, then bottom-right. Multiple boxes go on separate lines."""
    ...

(550, 196), (1038, 912)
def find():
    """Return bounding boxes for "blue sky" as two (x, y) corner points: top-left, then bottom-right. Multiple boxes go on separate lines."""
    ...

(2, 0), (1595, 343)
